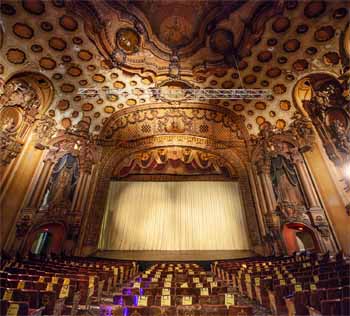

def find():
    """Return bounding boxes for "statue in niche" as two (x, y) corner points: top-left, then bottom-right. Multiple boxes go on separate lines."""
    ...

(41, 154), (79, 211)
(270, 154), (304, 206)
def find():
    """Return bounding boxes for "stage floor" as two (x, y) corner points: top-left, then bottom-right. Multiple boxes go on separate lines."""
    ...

(93, 250), (255, 261)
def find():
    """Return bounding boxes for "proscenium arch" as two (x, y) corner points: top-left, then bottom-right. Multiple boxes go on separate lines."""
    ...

(82, 136), (262, 252)
(98, 102), (250, 143)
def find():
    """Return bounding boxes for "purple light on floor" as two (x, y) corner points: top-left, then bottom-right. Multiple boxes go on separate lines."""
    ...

(140, 288), (144, 295)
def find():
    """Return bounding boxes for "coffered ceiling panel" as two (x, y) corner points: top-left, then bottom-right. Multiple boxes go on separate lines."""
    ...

(0, 0), (348, 136)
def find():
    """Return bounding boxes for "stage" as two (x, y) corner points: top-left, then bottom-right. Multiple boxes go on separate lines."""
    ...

(93, 250), (256, 262)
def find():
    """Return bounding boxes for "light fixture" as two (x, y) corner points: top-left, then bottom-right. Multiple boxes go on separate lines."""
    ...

(74, 140), (81, 151)
(345, 161), (350, 180)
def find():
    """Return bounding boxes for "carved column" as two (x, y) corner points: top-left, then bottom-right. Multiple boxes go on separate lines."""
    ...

(292, 153), (320, 209)
(247, 165), (266, 237)
(28, 159), (54, 208)
(75, 164), (99, 256)
(256, 159), (277, 213)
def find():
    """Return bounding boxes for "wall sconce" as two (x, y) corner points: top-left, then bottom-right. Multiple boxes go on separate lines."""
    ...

(74, 140), (82, 151)
(345, 161), (350, 181)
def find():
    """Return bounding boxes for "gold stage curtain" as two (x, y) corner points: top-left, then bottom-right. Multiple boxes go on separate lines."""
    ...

(98, 181), (250, 250)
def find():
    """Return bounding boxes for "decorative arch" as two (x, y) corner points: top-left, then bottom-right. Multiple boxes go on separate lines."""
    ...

(282, 222), (322, 255)
(292, 72), (349, 180)
(2, 71), (55, 113)
(81, 135), (262, 254)
(98, 102), (249, 145)
(292, 72), (346, 116)
(25, 221), (66, 255)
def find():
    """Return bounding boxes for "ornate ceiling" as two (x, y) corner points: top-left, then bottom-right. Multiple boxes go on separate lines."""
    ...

(0, 0), (348, 137)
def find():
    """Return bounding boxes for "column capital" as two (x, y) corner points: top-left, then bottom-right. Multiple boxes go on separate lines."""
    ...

(255, 158), (271, 175)
(290, 148), (303, 164)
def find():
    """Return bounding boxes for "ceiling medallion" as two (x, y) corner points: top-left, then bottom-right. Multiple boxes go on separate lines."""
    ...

(116, 28), (140, 54)
(209, 29), (234, 55)
(111, 49), (126, 67)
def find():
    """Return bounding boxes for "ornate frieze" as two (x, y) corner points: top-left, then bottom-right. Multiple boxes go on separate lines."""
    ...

(99, 104), (247, 145)
(113, 147), (234, 178)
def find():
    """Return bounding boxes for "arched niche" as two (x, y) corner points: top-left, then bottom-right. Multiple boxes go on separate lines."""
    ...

(25, 222), (66, 255)
(0, 72), (56, 251)
(293, 72), (350, 192)
(292, 73), (350, 253)
(282, 222), (321, 255)
(2, 71), (55, 113)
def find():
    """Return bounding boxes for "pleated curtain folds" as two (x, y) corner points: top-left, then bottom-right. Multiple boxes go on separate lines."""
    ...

(99, 181), (250, 251)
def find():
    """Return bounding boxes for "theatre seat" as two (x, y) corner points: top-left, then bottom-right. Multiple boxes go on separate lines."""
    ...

(342, 297), (350, 316)
(321, 299), (342, 316)
(176, 305), (201, 316)
(228, 305), (253, 316)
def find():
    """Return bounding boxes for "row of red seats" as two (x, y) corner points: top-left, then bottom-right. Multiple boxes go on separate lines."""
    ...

(101, 263), (253, 316)
(0, 258), (136, 315)
(213, 253), (350, 316)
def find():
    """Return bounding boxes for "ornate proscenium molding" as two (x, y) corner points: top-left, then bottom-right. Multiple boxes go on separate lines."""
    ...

(98, 103), (249, 146)
(68, 0), (284, 76)
(113, 147), (235, 179)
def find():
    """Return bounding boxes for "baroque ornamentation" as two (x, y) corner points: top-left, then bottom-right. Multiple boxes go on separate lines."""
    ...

(114, 147), (233, 178)
(288, 112), (315, 152)
(15, 208), (34, 238)
(300, 74), (350, 166)
(251, 123), (337, 253)
(0, 79), (41, 165)
(33, 115), (57, 150)
(99, 105), (246, 144)
(68, 0), (284, 75)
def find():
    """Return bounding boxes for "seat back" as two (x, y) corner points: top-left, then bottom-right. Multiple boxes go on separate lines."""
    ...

(321, 299), (342, 316)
